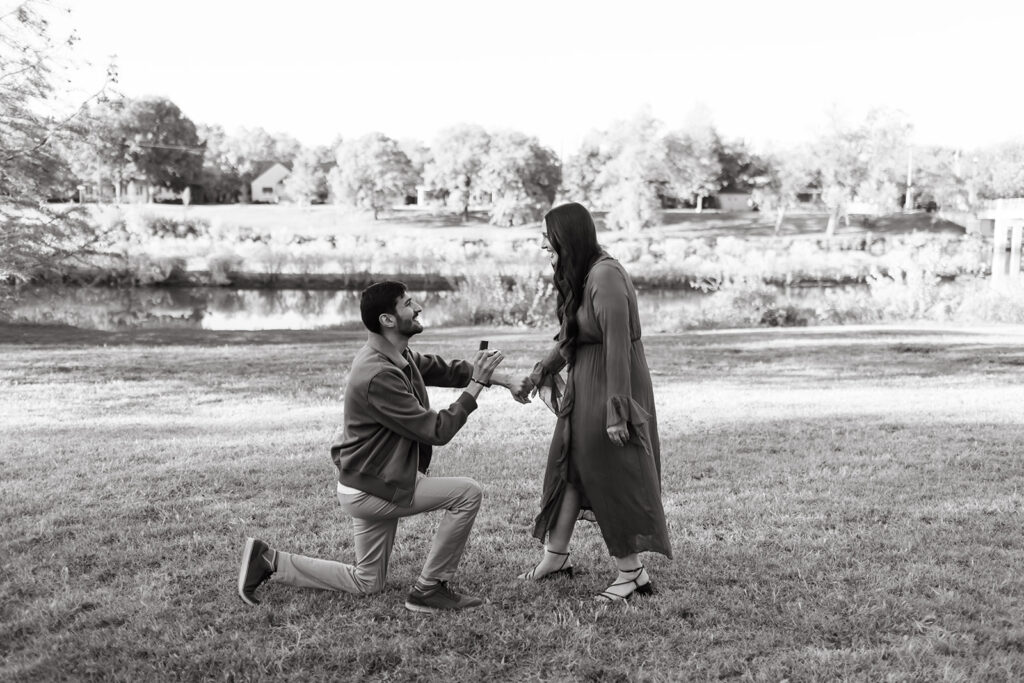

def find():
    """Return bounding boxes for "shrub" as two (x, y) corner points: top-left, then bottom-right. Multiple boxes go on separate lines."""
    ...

(443, 273), (556, 326)
(684, 280), (812, 329)
(207, 250), (244, 285)
(140, 214), (211, 239)
(126, 255), (188, 285)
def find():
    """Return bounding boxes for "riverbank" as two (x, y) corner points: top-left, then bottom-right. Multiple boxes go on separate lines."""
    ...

(6, 274), (1024, 333)
(8, 204), (1017, 331)
(21, 204), (985, 290)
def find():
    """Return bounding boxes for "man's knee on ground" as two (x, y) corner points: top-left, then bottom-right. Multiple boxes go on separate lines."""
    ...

(353, 573), (386, 595)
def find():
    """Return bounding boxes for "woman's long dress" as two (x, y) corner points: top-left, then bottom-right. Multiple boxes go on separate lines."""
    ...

(530, 254), (672, 558)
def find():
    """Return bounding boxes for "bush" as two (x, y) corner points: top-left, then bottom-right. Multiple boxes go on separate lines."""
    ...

(207, 250), (244, 285)
(140, 214), (211, 239)
(443, 273), (556, 326)
(126, 255), (188, 285)
(686, 280), (812, 329)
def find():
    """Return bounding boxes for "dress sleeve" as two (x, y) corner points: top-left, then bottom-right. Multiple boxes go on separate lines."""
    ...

(529, 342), (567, 414)
(590, 264), (650, 430)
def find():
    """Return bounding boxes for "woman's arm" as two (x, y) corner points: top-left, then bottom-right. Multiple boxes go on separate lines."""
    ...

(527, 341), (567, 413)
(590, 263), (646, 446)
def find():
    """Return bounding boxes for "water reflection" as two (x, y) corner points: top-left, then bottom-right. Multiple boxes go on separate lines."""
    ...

(7, 286), (457, 331)
(5, 284), (866, 332)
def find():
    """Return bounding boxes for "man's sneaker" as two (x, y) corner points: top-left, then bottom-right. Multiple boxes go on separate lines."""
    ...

(404, 581), (484, 613)
(237, 537), (275, 606)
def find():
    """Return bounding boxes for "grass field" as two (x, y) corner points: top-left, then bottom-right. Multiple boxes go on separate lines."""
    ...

(89, 203), (966, 240)
(3, 323), (1024, 680)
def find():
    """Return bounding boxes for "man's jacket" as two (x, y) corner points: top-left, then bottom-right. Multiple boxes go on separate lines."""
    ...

(331, 333), (476, 506)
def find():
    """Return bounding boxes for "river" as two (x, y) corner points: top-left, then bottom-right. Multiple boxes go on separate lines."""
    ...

(4, 283), (875, 332)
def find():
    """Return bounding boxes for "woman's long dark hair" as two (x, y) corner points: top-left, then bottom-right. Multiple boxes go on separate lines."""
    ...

(544, 202), (603, 367)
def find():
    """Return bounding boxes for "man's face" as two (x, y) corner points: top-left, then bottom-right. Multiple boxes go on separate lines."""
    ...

(389, 291), (423, 337)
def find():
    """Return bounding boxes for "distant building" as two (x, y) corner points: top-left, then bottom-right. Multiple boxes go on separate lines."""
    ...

(250, 161), (292, 203)
(714, 191), (753, 211)
(796, 187), (823, 205)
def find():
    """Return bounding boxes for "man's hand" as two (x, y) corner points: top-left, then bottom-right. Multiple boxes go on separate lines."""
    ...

(471, 349), (504, 386)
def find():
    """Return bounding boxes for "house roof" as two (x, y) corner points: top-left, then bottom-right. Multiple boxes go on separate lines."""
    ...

(251, 160), (292, 178)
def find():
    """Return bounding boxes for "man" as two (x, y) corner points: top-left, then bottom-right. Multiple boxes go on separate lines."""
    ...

(237, 280), (529, 612)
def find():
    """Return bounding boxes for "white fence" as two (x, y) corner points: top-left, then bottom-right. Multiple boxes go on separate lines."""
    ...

(978, 199), (1024, 282)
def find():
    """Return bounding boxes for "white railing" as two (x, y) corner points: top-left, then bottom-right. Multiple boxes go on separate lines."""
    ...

(979, 199), (1024, 282)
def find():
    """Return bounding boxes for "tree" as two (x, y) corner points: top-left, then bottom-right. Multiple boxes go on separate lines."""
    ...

(751, 148), (814, 234)
(810, 108), (911, 236)
(1, 1), (113, 283)
(61, 98), (131, 202)
(425, 124), (491, 222)
(667, 106), (724, 212)
(560, 131), (609, 206)
(716, 138), (772, 194)
(196, 123), (240, 203)
(978, 141), (1024, 200)
(664, 129), (722, 212)
(913, 146), (978, 211)
(397, 138), (430, 183)
(271, 133), (302, 164)
(229, 126), (277, 175)
(120, 97), (203, 195)
(282, 147), (327, 206)
(480, 131), (561, 226)
(333, 132), (416, 218)
(597, 109), (670, 231)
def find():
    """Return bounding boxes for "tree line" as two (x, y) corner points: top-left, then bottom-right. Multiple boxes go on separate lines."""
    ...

(5, 0), (1024, 282)
(41, 95), (1024, 237)
(56, 98), (567, 227)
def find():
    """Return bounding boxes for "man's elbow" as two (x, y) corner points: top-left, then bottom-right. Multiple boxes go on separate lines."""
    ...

(430, 431), (456, 446)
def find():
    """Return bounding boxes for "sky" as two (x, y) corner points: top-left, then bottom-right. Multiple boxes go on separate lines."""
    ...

(48, 0), (1024, 155)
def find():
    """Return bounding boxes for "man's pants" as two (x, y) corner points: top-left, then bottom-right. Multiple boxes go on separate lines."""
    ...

(271, 476), (482, 594)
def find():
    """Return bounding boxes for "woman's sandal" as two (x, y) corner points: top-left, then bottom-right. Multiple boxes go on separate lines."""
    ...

(595, 565), (654, 602)
(518, 549), (574, 581)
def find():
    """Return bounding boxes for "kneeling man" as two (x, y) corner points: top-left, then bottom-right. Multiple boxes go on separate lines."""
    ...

(238, 280), (524, 612)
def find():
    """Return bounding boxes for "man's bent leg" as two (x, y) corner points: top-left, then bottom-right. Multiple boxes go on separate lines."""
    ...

(272, 477), (481, 606)
(343, 476), (483, 583)
(412, 477), (482, 582)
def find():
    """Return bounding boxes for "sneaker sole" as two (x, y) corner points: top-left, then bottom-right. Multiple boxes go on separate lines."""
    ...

(404, 600), (441, 614)
(237, 537), (259, 606)
(403, 600), (483, 614)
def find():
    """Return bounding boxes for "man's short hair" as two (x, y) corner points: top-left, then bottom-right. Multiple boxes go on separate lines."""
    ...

(360, 281), (407, 333)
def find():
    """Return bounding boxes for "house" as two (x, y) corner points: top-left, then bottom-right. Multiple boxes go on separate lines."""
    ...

(714, 191), (754, 211)
(250, 161), (292, 203)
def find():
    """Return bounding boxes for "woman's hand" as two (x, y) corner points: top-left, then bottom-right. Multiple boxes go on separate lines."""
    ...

(471, 349), (505, 386)
(606, 420), (629, 447)
(508, 375), (534, 403)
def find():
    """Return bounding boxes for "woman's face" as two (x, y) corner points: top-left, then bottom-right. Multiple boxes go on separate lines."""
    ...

(541, 233), (559, 268)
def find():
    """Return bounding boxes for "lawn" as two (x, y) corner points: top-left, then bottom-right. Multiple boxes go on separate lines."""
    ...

(2, 323), (1024, 681)
(88, 202), (966, 240)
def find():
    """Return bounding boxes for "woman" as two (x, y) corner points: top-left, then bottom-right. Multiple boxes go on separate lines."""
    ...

(519, 202), (672, 602)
